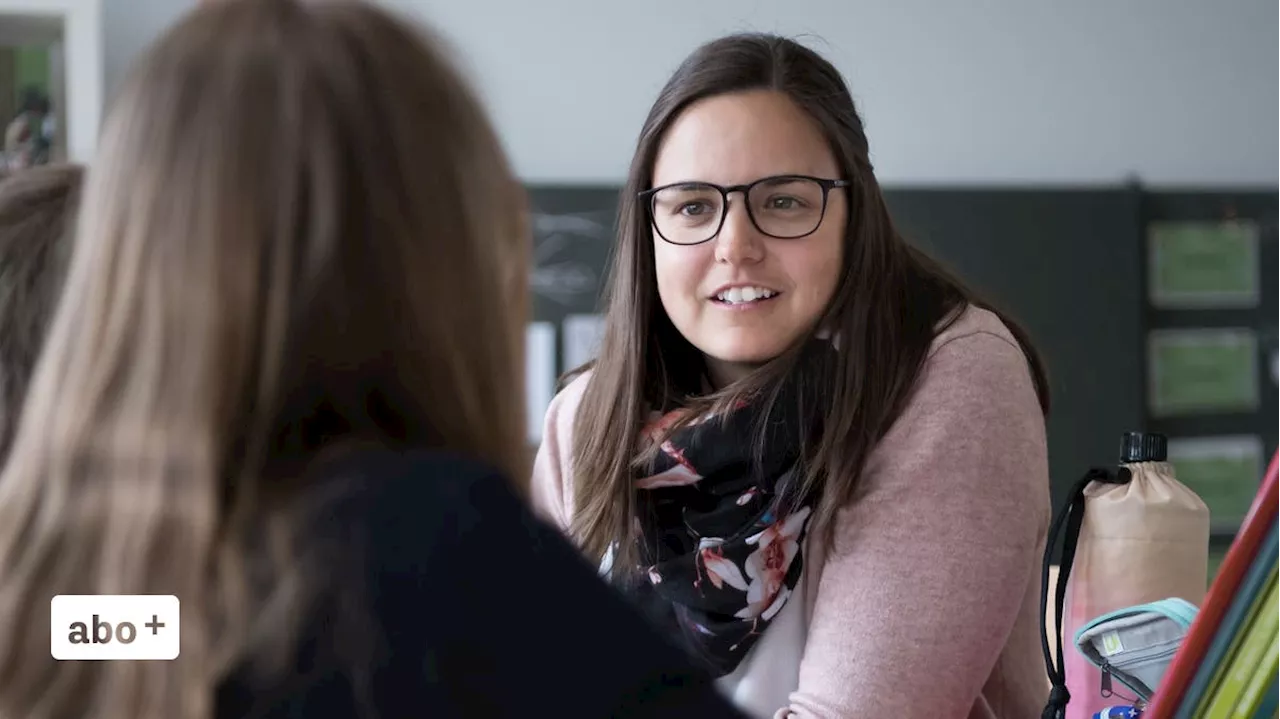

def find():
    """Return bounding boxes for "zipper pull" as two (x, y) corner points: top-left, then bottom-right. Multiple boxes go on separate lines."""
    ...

(1100, 662), (1114, 698)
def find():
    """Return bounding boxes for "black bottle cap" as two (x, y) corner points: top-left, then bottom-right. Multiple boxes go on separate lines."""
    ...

(1119, 432), (1168, 463)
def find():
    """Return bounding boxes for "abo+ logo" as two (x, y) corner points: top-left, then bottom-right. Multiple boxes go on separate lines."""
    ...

(50, 595), (180, 660)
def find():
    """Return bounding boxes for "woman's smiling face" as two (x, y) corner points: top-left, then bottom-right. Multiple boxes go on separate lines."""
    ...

(649, 89), (846, 388)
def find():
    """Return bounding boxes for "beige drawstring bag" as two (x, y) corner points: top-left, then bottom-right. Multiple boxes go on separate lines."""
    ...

(1041, 432), (1211, 719)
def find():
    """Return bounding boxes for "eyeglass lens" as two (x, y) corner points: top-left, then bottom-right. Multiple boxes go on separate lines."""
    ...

(650, 176), (829, 245)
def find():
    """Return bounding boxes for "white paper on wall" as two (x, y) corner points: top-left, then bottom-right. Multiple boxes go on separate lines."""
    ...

(525, 322), (556, 444)
(562, 313), (606, 372)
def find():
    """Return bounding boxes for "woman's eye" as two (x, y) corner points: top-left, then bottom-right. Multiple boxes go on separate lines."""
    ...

(678, 202), (712, 217)
(766, 196), (802, 210)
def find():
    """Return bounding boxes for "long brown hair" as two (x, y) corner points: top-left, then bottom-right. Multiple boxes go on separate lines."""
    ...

(570, 33), (1049, 570)
(0, 1), (528, 717)
(0, 163), (83, 461)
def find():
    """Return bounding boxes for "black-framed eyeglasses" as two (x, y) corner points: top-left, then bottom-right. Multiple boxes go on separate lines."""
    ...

(639, 174), (851, 246)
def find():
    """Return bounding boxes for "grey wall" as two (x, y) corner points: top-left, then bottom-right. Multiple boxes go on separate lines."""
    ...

(102, 0), (1277, 187)
(102, 0), (184, 114)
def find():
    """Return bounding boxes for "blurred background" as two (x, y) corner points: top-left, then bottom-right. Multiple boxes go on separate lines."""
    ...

(0, 13), (63, 169)
(2, 0), (1277, 578)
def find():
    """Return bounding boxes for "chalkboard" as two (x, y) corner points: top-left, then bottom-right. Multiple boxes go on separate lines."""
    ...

(526, 187), (617, 380)
(527, 184), (1153, 514)
(528, 188), (617, 320)
(882, 188), (1144, 514)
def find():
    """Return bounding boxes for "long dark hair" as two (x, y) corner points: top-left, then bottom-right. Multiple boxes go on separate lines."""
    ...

(568, 33), (1050, 570)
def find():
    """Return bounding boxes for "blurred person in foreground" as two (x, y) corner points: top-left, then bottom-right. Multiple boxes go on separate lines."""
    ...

(0, 1), (744, 718)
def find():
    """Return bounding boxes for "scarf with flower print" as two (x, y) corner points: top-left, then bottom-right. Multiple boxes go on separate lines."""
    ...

(619, 347), (829, 677)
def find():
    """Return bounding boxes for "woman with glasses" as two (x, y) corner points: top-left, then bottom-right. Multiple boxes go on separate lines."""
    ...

(531, 33), (1053, 718)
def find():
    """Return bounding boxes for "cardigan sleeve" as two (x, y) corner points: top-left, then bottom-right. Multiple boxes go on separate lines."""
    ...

(780, 331), (1050, 718)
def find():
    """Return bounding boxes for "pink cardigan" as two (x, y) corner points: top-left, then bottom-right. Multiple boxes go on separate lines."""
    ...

(530, 307), (1051, 718)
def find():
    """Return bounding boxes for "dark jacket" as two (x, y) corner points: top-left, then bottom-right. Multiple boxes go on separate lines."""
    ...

(216, 449), (744, 719)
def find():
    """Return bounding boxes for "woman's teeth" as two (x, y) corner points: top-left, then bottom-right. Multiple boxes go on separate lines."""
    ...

(715, 287), (778, 304)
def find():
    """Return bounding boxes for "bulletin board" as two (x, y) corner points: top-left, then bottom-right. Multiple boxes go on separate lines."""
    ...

(1138, 190), (1279, 554)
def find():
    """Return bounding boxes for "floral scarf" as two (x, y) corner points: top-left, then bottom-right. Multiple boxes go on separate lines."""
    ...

(617, 349), (829, 677)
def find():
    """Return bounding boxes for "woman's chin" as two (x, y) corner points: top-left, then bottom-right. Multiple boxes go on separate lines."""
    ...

(702, 349), (784, 387)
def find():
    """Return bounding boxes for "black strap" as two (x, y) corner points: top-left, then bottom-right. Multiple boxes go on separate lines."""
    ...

(1039, 467), (1132, 719)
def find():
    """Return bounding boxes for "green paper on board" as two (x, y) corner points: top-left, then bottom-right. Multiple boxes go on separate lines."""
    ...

(1149, 222), (1260, 309)
(1169, 436), (1265, 529)
(1148, 329), (1258, 416)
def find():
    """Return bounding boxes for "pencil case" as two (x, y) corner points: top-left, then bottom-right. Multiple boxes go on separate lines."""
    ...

(1074, 597), (1199, 702)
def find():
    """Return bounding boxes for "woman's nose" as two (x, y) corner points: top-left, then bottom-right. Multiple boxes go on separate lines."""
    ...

(713, 201), (765, 265)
